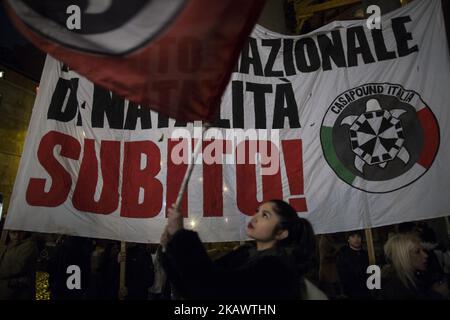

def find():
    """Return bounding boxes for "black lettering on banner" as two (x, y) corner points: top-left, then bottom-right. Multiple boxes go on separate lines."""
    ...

(91, 86), (124, 129)
(174, 119), (187, 127)
(157, 114), (169, 128)
(246, 82), (272, 129)
(212, 115), (231, 128)
(371, 29), (397, 61)
(47, 78), (79, 122)
(317, 30), (347, 71)
(295, 38), (321, 72)
(239, 37), (264, 76)
(124, 102), (151, 130)
(273, 82), (301, 129)
(347, 26), (376, 67)
(392, 16), (419, 57)
(76, 102), (86, 126)
(46, 16), (421, 134)
(261, 39), (284, 77)
(283, 39), (297, 76)
(232, 80), (245, 128)
(232, 58), (239, 73)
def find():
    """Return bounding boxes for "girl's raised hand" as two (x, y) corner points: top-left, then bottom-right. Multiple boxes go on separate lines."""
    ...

(167, 204), (184, 236)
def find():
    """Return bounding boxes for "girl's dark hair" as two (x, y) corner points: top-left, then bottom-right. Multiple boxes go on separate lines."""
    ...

(269, 199), (316, 274)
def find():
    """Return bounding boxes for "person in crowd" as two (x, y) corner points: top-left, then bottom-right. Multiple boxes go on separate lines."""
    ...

(395, 221), (445, 287)
(416, 222), (445, 280)
(336, 231), (371, 299)
(433, 240), (450, 280)
(118, 242), (155, 300)
(47, 235), (93, 300)
(101, 241), (155, 300)
(100, 240), (121, 299)
(397, 222), (419, 234)
(318, 234), (341, 299)
(0, 230), (39, 299)
(148, 245), (171, 300)
(160, 199), (316, 300)
(380, 233), (448, 300)
(87, 239), (106, 299)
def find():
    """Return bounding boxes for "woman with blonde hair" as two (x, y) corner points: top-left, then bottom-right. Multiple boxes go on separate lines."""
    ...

(380, 233), (448, 300)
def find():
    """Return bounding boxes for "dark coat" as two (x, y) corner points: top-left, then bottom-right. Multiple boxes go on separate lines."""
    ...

(0, 238), (38, 300)
(379, 266), (445, 300)
(163, 230), (303, 300)
(100, 243), (154, 300)
(336, 245), (371, 299)
(318, 235), (339, 283)
(123, 244), (155, 299)
(48, 237), (92, 300)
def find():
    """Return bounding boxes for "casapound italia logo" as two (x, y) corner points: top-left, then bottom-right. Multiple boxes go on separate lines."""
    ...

(320, 83), (439, 193)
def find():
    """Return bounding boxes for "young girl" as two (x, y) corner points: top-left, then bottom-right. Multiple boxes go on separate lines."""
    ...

(160, 199), (316, 300)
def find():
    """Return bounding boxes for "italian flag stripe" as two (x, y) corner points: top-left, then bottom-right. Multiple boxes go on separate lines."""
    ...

(417, 108), (439, 169)
(321, 126), (356, 184)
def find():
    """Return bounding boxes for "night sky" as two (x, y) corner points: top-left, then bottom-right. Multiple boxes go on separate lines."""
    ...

(0, 4), (45, 81)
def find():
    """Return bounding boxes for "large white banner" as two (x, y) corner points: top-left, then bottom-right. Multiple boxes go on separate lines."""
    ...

(6, 0), (450, 242)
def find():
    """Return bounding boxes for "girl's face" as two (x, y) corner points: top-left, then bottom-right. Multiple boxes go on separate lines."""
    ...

(410, 242), (428, 271)
(246, 202), (282, 242)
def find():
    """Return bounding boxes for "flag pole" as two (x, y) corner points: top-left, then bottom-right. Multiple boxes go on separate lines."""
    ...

(174, 122), (211, 210)
(365, 228), (376, 265)
(119, 241), (126, 300)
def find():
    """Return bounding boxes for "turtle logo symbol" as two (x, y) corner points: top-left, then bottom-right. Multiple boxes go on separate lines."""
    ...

(320, 83), (439, 193)
(341, 98), (410, 174)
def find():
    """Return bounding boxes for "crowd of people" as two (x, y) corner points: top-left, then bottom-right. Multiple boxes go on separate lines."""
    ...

(0, 200), (449, 300)
(319, 222), (450, 300)
(0, 231), (159, 300)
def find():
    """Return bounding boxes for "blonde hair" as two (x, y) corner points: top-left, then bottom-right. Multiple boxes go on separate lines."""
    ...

(383, 233), (422, 289)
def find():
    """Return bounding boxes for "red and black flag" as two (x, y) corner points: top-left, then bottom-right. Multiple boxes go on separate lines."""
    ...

(4, 0), (266, 121)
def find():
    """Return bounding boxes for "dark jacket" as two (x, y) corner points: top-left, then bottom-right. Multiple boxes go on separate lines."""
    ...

(0, 238), (38, 300)
(379, 266), (445, 300)
(48, 236), (92, 300)
(162, 230), (303, 300)
(421, 243), (445, 285)
(123, 244), (155, 300)
(101, 243), (154, 300)
(336, 245), (370, 299)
